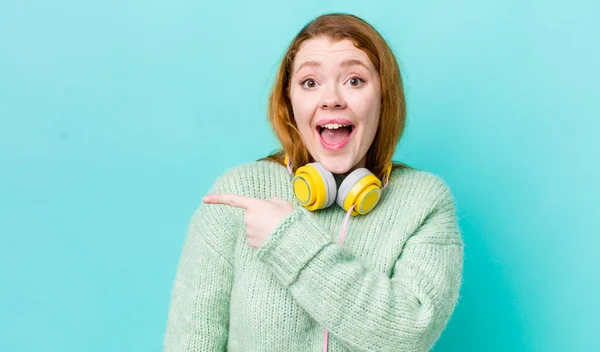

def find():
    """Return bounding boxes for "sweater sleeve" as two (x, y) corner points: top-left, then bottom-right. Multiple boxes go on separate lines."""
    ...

(256, 181), (464, 352)
(164, 173), (241, 351)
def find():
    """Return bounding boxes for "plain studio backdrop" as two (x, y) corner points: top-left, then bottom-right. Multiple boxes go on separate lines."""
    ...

(0, 1), (598, 351)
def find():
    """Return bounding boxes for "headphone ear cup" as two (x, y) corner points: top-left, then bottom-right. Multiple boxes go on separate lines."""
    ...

(292, 162), (337, 210)
(336, 168), (383, 216)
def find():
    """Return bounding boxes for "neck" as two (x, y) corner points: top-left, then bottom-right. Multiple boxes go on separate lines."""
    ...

(332, 172), (349, 187)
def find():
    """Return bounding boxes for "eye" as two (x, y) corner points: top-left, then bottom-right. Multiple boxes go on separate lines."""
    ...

(300, 78), (317, 89)
(347, 76), (365, 87)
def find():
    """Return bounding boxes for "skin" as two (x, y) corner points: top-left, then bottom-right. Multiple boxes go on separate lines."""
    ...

(204, 37), (382, 248)
(289, 37), (382, 175)
(203, 194), (295, 248)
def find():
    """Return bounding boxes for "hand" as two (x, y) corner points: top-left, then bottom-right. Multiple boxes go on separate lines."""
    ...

(203, 194), (295, 248)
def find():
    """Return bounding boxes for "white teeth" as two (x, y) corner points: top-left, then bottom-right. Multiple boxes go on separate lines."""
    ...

(321, 123), (350, 129)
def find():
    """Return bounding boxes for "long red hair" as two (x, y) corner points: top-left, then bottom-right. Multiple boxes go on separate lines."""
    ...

(258, 13), (412, 180)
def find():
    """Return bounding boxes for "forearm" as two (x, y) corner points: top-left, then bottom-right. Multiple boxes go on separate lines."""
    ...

(293, 239), (462, 351)
(257, 206), (463, 351)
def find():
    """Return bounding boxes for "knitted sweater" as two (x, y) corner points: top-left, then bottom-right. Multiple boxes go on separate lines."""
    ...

(163, 160), (464, 352)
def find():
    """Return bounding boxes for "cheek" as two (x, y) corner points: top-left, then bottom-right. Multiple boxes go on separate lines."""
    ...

(349, 89), (381, 124)
(290, 90), (315, 128)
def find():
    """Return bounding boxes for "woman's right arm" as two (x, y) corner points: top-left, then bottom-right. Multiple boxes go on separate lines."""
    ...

(164, 173), (241, 351)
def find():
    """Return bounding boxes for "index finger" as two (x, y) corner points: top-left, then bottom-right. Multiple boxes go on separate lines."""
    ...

(203, 193), (253, 210)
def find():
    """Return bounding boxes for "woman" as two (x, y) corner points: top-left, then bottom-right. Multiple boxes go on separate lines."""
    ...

(164, 13), (464, 352)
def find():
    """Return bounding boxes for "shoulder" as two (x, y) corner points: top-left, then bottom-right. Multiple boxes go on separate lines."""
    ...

(386, 167), (456, 210)
(385, 167), (463, 245)
(190, 160), (283, 234)
(209, 160), (289, 199)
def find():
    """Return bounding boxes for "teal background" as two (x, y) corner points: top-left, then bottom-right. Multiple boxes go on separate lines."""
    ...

(1, 0), (598, 351)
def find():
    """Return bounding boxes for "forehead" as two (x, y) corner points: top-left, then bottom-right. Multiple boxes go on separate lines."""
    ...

(293, 37), (373, 70)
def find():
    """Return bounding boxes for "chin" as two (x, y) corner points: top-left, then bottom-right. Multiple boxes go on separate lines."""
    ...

(318, 157), (354, 175)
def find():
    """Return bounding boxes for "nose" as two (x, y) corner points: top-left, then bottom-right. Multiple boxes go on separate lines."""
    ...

(319, 85), (346, 110)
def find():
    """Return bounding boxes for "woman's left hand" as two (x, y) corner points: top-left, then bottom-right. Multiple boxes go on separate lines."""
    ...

(203, 193), (295, 248)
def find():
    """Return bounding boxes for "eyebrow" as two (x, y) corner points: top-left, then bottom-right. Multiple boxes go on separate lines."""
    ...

(294, 58), (370, 75)
(340, 59), (369, 70)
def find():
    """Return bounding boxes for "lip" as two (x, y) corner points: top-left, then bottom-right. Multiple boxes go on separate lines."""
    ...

(317, 124), (355, 151)
(316, 118), (354, 126)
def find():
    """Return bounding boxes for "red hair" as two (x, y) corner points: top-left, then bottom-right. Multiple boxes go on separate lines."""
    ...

(258, 13), (411, 180)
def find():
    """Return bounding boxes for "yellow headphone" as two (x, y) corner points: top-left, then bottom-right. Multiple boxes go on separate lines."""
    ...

(285, 155), (392, 216)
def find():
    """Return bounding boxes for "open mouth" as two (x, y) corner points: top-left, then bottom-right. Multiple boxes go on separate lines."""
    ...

(316, 123), (355, 150)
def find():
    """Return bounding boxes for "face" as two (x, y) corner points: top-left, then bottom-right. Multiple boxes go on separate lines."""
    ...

(289, 37), (382, 175)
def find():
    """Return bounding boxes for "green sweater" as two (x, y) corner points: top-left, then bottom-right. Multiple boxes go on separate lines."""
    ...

(164, 160), (464, 351)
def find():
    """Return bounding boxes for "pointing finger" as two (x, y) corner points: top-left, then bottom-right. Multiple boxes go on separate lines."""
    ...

(203, 193), (253, 210)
